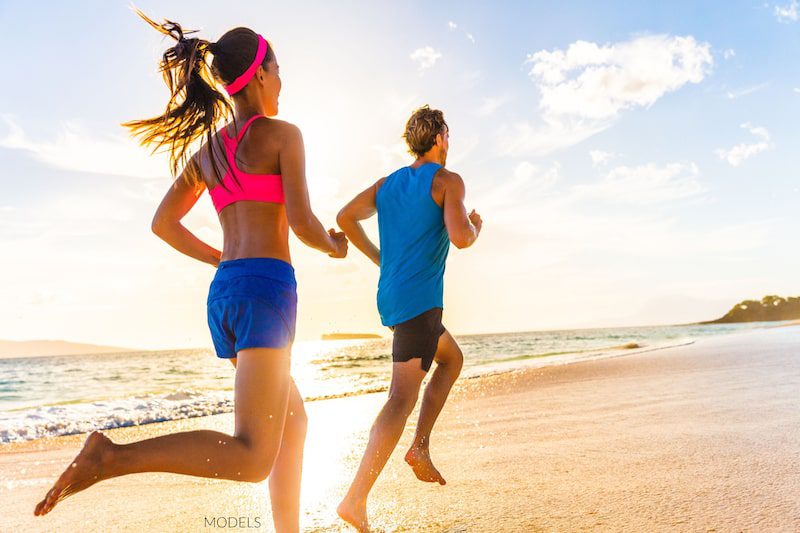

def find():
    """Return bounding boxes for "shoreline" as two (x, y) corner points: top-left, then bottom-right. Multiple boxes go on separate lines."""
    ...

(6, 318), (789, 363)
(0, 336), (701, 445)
(1, 325), (798, 531)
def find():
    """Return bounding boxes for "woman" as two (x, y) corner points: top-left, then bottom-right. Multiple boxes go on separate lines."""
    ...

(34, 12), (347, 532)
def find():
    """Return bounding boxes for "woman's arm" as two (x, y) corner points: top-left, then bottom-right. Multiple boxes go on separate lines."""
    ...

(279, 123), (347, 258)
(151, 162), (221, 266)
(336, 179), (383, 267)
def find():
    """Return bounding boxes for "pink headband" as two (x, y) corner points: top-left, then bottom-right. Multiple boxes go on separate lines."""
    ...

(224, 34), (269, 96)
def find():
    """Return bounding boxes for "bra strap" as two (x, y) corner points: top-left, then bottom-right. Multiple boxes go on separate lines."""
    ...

(235, 114), (266, 143)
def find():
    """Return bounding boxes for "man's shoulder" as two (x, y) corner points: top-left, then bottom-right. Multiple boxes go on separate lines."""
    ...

(380, 165), (415, 186)
(388, 165), (411, 177)
(434, 167), (464, 187)
(374, 176), (388, 196)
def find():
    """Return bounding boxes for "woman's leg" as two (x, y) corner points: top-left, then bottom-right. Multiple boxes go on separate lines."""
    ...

(268, 381), (307, 533)
(35, 347), (291, 516)
(231, 357), (307, 533)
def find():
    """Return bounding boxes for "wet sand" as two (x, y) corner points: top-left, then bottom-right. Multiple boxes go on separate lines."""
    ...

(1, 326), (798, 532)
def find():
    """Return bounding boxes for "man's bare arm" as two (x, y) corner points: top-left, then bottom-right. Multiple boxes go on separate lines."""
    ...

(336, 179), (385, 266)
(442, 172), (482, 249)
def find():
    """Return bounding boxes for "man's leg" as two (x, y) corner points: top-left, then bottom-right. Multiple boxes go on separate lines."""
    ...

(405, 330), (463, 484)
(337, 359), (427, 532)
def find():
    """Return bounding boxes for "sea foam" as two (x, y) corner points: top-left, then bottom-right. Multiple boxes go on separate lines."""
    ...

(0, 389), (233, 443)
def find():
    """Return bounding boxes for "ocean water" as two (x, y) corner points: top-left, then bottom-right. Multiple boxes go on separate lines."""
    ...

(0, 323), (764, 443)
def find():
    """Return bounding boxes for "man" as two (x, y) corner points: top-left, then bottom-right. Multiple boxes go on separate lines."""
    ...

(336, 105), (482, 531)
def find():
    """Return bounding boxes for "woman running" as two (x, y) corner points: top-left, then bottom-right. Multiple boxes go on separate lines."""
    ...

(34, 12), (347, 532)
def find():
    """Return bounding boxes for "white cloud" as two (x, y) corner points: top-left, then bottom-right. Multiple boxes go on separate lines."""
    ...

(476, 159), (766, 278)
(446, 21), (475, 43)
(0, 116), (168, 179)
(365, 92), (422, 172)
(528, 35), (713, 121)
(715, 123), (772, 166)
(774, 0), (799, 22)
(372, 141), (409, 170)
(498, 115), (608, 157)
(410, 46), (442, 71)
(446, 135), (479, 167)
(793, 88), (800, 94)
(513, 161), (560, 191)
(461, 69), (483, 86)
(726, 82), (769, 100)
(503, 35), (713, 156)
(723, 48), (736, 59)
(573, 162), (706, 205)
(477, 162), (561, 218)
(476, 96), (507, 116)
(589, 149), (616, 167)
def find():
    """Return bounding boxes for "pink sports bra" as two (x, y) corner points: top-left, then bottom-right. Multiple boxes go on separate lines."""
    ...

(208, 114), (285, 213)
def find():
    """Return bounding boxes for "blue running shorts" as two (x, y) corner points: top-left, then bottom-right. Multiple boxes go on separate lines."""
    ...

(207, 258), (297, 358)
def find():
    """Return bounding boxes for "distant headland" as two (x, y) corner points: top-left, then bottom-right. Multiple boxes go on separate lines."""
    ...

(322, 333), (382, 341)
(0, 339), (135, 359)
(703, 295), (800, 324)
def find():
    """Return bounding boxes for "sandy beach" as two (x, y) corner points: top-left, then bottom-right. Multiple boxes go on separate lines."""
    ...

(1, 326), (798, 532)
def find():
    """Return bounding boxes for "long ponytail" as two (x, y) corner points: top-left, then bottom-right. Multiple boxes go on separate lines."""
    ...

(123, 10), (232, 183)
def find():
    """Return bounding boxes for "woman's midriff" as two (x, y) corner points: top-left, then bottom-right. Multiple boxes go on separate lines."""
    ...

(218, 202), (291, 263)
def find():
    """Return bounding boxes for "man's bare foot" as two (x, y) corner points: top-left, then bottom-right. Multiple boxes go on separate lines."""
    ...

(405, 446), (446, 485)
(337, 497), (370, 532)
(34, 431), (115, 516)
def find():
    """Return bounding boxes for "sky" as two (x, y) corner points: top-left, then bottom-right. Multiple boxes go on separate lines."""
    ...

(0, 0), (798, 349)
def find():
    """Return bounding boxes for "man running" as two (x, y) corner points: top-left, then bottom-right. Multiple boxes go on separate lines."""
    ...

(336, 105), (482, 531)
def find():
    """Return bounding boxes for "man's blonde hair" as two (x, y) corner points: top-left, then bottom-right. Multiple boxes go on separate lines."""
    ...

(403, 105), (448, 157)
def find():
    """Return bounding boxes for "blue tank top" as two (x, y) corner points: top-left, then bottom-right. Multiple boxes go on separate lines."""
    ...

(376, 162), (450, 326)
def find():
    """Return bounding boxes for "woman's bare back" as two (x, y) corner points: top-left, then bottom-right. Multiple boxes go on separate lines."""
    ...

(197, 118), (291, 262)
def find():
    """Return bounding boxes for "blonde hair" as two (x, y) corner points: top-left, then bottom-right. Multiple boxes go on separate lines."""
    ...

(403, 105), (448, 157)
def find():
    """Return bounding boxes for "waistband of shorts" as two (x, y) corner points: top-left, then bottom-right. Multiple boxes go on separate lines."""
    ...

(213, 257), (296, 285)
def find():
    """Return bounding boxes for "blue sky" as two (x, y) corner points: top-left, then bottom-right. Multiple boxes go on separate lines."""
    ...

(0, 0), (798, 349)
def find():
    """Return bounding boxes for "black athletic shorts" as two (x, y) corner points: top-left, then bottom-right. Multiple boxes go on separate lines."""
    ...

(389, 307), (446, 372)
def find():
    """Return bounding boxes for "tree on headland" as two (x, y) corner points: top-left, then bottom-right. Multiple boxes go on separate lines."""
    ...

(704, 295), (800, 323)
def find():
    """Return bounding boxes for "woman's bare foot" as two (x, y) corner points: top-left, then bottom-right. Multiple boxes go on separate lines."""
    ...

(405, 446), (446, 485)
(34, 431), (115, 516)
(337, 497), (370, 532)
